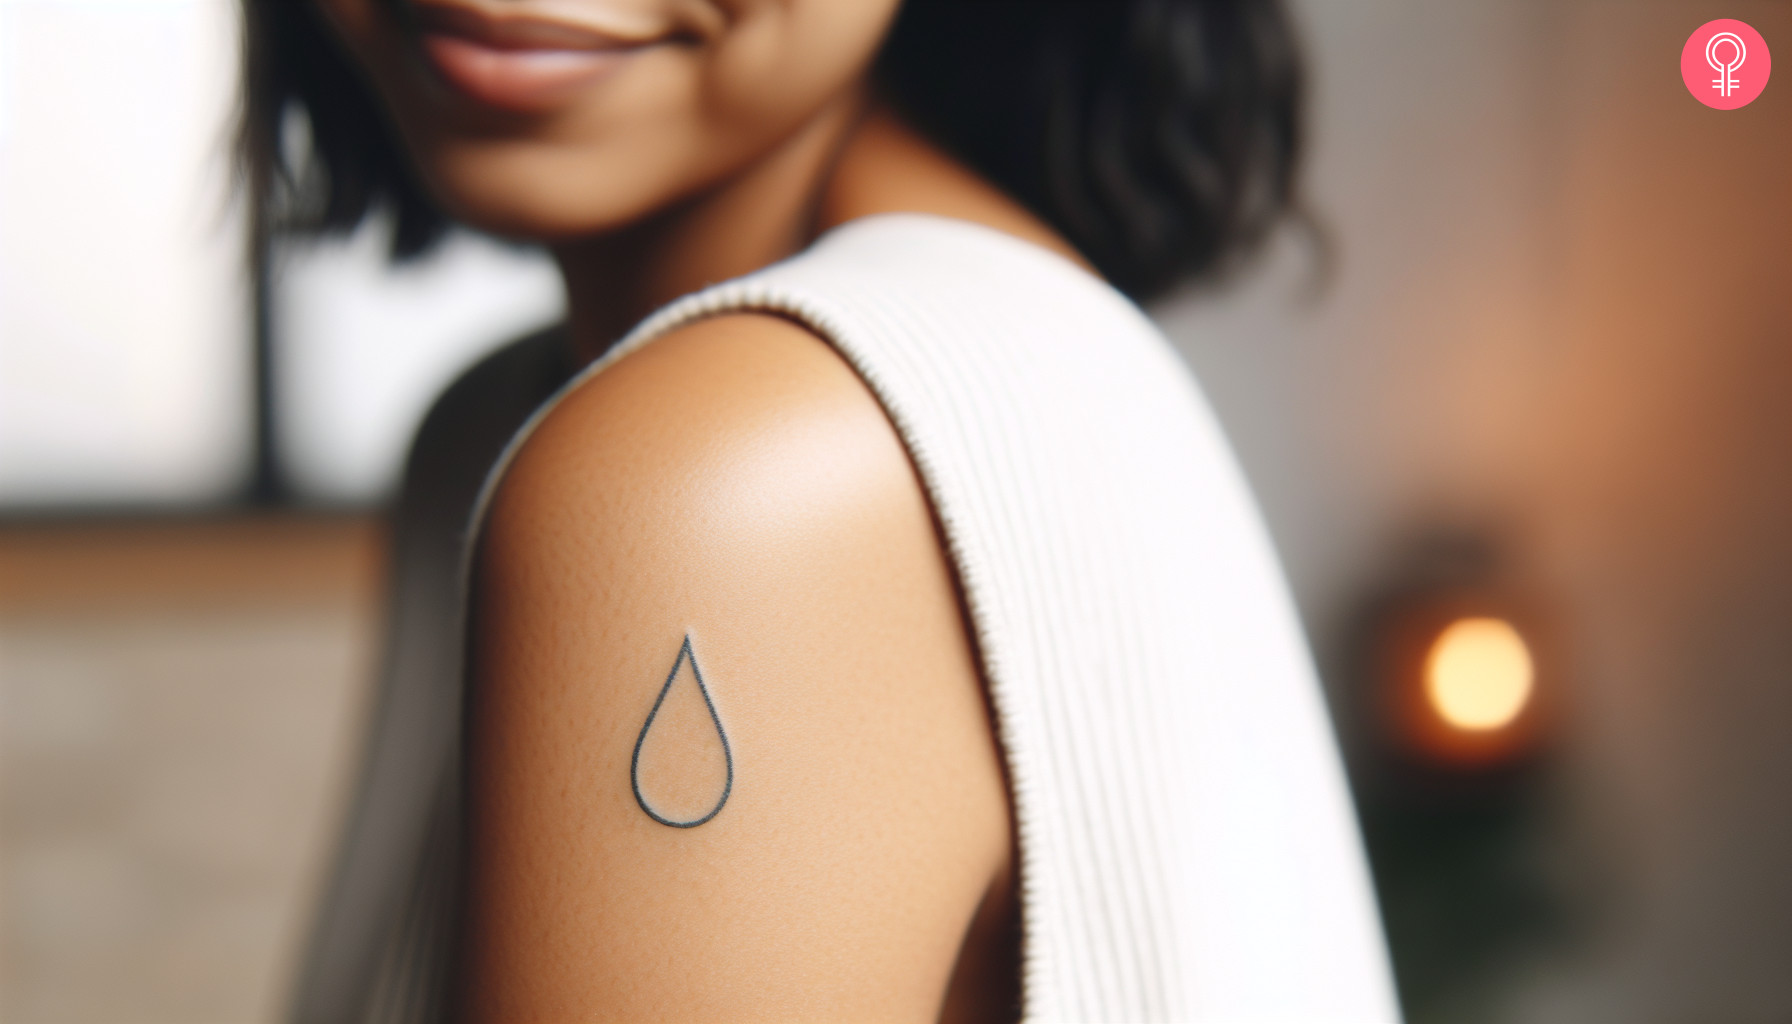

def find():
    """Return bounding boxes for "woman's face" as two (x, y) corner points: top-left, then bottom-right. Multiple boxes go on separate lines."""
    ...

(316, 0), (904, 238)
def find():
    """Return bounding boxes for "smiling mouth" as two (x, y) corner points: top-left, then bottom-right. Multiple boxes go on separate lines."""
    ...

(410, 2), (666, 113)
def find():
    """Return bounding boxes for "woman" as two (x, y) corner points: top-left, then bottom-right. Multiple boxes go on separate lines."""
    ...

(244, 1), (1398, 1021)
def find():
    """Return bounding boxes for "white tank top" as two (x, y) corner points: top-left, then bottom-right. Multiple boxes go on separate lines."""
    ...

(294, 213), (1399, 1023)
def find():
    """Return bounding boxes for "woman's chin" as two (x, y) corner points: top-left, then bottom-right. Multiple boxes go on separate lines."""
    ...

(416, 157), (671, 245)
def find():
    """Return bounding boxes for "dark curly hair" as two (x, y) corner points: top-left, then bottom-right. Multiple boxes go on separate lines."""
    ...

(240, 0), (1305, 302)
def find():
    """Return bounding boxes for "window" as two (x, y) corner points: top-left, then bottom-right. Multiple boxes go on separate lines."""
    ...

(0, 0), (563, 511)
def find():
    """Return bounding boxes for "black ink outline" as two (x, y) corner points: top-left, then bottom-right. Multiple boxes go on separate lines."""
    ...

(630, 635), (733, 828)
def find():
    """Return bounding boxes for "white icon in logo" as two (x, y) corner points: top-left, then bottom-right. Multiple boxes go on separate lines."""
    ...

(1707, 31), (1747, 97)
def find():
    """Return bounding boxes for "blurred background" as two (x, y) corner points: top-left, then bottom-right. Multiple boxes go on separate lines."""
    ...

(0, 0), (1786, 1021)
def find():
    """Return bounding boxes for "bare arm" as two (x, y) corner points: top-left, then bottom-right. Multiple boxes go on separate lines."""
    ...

(458, 313), (1014, 1021)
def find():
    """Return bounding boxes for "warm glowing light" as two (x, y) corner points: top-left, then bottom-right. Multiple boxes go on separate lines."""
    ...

(1424, 617), (1534, 732)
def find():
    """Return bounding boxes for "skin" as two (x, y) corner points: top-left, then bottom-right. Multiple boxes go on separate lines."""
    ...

(315, 0), (1094, 1019)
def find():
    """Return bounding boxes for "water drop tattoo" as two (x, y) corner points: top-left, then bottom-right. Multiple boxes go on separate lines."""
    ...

(630, 635), (733, 828)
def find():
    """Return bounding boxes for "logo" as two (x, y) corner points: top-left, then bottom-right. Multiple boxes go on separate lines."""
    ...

(1682, 19), (1770, 109)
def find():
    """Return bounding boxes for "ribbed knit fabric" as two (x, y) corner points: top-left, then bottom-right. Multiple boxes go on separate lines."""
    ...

(471, 214), (1399, 1022)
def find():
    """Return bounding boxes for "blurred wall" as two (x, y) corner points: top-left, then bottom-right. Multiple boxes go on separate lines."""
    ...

(1160, 1), (1790, 1020)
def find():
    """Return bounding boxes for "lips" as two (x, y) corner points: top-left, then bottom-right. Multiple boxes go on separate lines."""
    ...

(411, 2), (657, 113)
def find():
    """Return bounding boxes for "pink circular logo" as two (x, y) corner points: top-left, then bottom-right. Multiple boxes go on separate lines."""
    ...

(1682, 19), (1771, 109)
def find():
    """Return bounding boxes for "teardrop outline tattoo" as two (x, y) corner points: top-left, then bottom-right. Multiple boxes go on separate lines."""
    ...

(630, 634), (733, 828)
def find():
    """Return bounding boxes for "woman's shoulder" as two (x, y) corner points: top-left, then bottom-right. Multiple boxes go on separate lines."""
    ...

(477, 311), (904, 571)
(459, 310), (1014, 1018)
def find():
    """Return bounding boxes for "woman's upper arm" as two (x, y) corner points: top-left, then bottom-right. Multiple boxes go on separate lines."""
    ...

(459, 313), (1012, 1021)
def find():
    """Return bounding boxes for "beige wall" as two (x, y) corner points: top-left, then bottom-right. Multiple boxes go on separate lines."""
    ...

(1162, 2), (1791, 1020)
